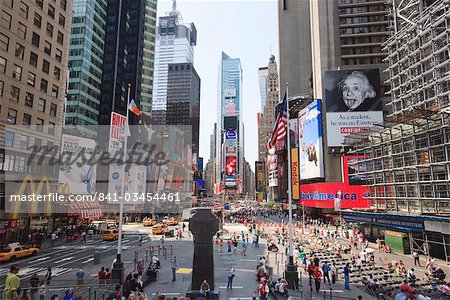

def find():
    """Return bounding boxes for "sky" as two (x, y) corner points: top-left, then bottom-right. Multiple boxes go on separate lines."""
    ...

(156, 0), (279, 171)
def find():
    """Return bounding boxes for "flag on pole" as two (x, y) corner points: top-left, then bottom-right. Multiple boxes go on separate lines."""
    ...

(267, 93), (287, 149)
(128, 99), (141, 116)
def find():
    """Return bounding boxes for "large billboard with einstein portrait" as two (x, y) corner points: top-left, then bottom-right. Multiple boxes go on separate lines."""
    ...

(324, 69), (383, 146)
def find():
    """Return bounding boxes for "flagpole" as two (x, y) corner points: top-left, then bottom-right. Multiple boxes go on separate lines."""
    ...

(116, 83), (131, 265)
(285, 82), (298, 289)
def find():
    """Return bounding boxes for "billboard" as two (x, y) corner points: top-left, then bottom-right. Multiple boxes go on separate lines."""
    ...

(255, 161), (266, 193)
(324, 69), (383, 146)
(298, 99), (325, 179)
(225, 156), (237, 176)
(109, 112), (128, 156)
(267, 148), (278, 187)
(291, 148), (299, 200)
(58, 134), (97, 195)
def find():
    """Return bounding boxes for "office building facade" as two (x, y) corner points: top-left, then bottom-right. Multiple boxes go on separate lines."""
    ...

(65, 0), (107, 135)
(166, 62), (200, 156)
(151, 3), (197, 124)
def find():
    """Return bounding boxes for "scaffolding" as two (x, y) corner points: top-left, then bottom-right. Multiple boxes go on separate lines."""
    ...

(343, 0), (450, 262)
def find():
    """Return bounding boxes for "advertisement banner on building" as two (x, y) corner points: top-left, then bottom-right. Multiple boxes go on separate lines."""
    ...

(298, 99), (325, 179)
(255, 161), (266, 193)
(324, 69), (383, 146)
(225, 156), (237, 176)
(58, 134), (97, 194)
(291, 148), (300, 200)
(109, 112), (128, 156)
(267, 148), (278, 187)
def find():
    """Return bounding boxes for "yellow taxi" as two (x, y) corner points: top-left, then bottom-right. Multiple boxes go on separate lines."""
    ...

(0, 243), (39, 262)
(101, 229), (119, 241)
(152, 223), (168, 235)
(143, 219), (157, 227)
(163, 217), (179, 226)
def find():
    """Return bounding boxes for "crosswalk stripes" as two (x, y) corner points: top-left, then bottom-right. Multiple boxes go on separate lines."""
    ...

(37, 267), (73, 277)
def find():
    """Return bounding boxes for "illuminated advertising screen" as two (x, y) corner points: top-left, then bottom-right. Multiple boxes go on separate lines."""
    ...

(225, 156), (237, 176)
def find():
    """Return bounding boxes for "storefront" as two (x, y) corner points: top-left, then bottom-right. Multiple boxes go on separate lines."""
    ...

(342, 211), (450, 262)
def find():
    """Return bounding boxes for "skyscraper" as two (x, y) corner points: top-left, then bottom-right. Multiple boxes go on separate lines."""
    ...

(140, 0), (158, 113)
(151, 1), (197, 124)
(278, 0), (312, 97)
(98, 0), (147, 126)
(66, 0), (107, 135)
(216, 52), (244, 189)
(258, 66), (268, 113)
(0, 0), (72, 233)
(166, 62), (200, 155)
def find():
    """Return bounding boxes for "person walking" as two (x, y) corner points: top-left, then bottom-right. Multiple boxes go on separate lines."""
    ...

(4, 264), (20, 300)
(98, 267), (106, 286)
(139, 234), (143, 245)
(170, 256), (177, 281)
(330, 261), (337, 285)
(44, 267), (52, 291)
(75, 267), (85, 288)
(322, 262), (331, 284)
(412, 251), (421, 267)
(343, 263), (351, 290)
(51, 232), (57, 247)
(136, 260), (144, 276)
(313, 267), (322, 293)
(29, 273), (40, 300)
(227, 266), (236, 289)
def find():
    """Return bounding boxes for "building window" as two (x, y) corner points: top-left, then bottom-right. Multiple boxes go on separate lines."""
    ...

(48, 122), (55, 135)
(57, 31), (64, 45)
(42, 59), (49, 74)
(40, 79), (48, 93)
(18, 22), (27, 39)
(46, 22), (53, 37)
(51, 85), (58, 98)
(12, 65), (22, 81)
(20, 135), (29, 150)
(0, 80), (3, 96)
(34, 138), (42, 147)
(35, 0), (43, 9)
(36, 118), (44, 132)
(50, 103), (57, 116)
(48, 4), (55, 19)
(0, 33), (9, 51)
(7, 108), (17, 124)
(15, 43), (25, 60)
(19, 2), (29, 18)
(58, 14), (65, 27)
(44, 41), (51, 55)
(33, 13), (42, 28)
(53, 66), (60, 80)
(38, 98), (46, 112)
(0, 56), (6, 73)
(27, 72), (36, 87)
(10, 86), (20, 102)
(60, 0), (67, 11)
(23, 113), (31, 126)
(29, 51), (38, 67)
(1, 11), (12, 30)
(5, 132), (14, 147)
(32, 32), (40, 47)
(55, 49), (62, 62)
(25, 92), (34, 107)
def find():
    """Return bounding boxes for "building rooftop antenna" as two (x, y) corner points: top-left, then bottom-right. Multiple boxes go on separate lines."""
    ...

(167, 0), (183, 24)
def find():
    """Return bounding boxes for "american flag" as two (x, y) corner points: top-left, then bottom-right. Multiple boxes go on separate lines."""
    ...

(267, 93), (287, 149)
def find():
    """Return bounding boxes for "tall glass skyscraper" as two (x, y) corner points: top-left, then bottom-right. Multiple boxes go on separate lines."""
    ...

(216, 52), (244, 187)
(151, 2), (197, 123)
(141, 0), (157, 113)
(66, 0), (107, 135)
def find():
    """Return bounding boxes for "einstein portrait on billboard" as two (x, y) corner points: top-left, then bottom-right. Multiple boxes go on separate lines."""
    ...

(325, 69), (384, 146)
(326, 69), (381, 112)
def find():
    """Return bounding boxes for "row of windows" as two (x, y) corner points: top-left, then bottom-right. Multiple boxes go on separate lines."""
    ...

(0, 58), (61, 102)
(1, 9), (65, 46)
(4, 127), (55, 151)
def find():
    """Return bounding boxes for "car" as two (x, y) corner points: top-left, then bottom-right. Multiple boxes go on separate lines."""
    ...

(143, 219), (157, 227)
(163, 217), (179, 226)
(152, 223), (168, 235)
(101, 229), (120, 241)
(0, 243), (39, 262)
